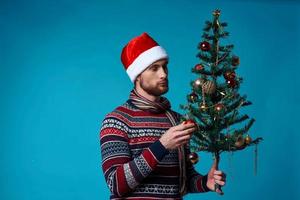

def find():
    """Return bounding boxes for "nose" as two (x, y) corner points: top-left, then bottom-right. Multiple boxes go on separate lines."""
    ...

(158, 67), (167, 79)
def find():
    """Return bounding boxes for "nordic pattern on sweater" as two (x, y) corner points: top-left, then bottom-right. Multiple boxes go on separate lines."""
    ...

(100, 101), (209, 199)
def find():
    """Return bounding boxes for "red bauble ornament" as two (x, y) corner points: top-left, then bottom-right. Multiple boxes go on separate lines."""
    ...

(188, 152), (199, 164)
(214, 103), (225, 112)
(183, 119), (196, 125)
(194, 64), (204, 71)
(235, 135), (246, 150)
(227, 79), (237, 88)
(223, 71), (236, 80)
(232, 56), (240, 66)
(199, 41), (210, 51)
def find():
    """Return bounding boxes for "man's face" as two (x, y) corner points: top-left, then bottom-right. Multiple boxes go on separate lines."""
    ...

(136, 59), (169, 97)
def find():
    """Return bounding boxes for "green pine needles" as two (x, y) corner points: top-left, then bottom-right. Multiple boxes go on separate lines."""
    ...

(180, 9), (263, 158)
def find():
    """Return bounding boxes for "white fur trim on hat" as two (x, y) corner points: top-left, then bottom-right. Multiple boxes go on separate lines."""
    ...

(126, 46), (168, 82)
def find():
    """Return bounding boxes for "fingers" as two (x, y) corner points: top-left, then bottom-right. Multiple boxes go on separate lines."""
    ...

(166, 124), (195, 139)
(214, 170), (225, 175)
(174, 131), (195, 147)
(163, 123), (198, 149)
(214, 170), (222, 175)
(177, 134), (191, 143)
(174, 126), (197, 138)
(181, 127), (197, 136)
(209, 169), (226, 195)
(214, 179), (224, 195)
(173, 123), (196, 131)
(214, 170), (226, 176)
(215, 187), (224, 195)
(213, 171), (226, 186)
(214, 171), (226, 179)
(214, 181), (224, 195)
(215, 179), (225, 186)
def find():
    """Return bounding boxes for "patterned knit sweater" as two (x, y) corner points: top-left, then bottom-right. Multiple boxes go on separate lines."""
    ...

(100, 100), (210, 199)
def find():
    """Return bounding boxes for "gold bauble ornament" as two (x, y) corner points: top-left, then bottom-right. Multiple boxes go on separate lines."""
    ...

(203, 80), (216, 95)
(188, 152), (199, 164)
(245, 135), (252, 145)
(189, 92), (198, 103)
(199, 103), (208, 112)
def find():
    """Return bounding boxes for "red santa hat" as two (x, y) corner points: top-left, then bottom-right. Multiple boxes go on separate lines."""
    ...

(121, 32), (168, 82)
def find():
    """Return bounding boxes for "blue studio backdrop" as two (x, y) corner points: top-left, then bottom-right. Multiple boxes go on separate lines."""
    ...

(1, 0), (299, 200)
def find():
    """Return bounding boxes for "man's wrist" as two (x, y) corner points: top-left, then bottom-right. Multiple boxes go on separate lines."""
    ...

(149, 140), (169, 161)
(159, 138), (170, 150)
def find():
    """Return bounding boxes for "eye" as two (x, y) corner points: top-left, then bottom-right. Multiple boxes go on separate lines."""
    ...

(149, 65), (159, 71)
(163, 65), (168, 73)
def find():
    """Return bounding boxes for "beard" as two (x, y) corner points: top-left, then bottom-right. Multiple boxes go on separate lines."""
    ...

(140, 78), (169, 97)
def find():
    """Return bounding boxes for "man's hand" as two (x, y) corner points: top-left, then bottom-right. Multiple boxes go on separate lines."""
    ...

(159, 122), (196, 150)
(206, 157), (226, 195)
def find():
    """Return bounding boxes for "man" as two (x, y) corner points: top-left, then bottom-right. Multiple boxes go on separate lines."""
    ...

(100, 32), (226, 199)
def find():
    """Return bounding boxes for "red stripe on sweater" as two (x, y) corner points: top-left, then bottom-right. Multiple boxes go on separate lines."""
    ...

(129, 136), (158, 145)
(196, 176), (205, 192)
(117, 106), (166, 118)
(142, 149), (158, 169)
(103, 157), (131, 172)
(116, 166), (130, 196)
(100, 128), (128, 139)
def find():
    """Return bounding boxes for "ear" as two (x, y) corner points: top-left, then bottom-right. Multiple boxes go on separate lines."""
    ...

(135, 75), (141, 83)
(134, 77), (138, 88)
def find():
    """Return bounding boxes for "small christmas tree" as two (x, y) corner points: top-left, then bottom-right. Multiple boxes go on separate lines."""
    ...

(180, 9), (263, 180)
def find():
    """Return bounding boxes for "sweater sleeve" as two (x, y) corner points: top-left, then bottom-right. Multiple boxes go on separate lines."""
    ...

(100, 115), (168, 197)
(185, 146), (211, 193)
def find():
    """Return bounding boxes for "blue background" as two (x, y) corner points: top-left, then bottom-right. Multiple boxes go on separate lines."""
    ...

(1, 0), (299, 199)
